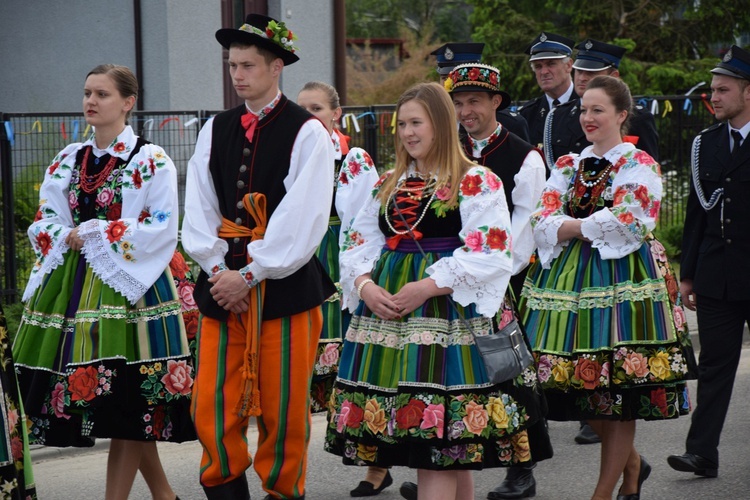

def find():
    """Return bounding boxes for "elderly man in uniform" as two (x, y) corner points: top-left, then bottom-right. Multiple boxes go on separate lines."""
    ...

(432, 42), (531, 142)
(518, 32), (576, 149)
(668, 45), (750, 480)
(543, 38), (659, 169)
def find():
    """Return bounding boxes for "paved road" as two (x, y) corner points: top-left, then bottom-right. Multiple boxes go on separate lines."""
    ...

(30, 311), (750, 499)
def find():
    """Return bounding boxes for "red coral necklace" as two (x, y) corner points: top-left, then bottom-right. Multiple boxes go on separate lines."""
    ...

(79, 146), (119, 194)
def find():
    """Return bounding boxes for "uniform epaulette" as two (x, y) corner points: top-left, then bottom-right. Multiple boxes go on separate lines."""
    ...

(700, 122), (723, 135)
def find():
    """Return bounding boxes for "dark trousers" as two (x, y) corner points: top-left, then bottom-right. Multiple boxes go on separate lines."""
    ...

(686, 294), (749, 465)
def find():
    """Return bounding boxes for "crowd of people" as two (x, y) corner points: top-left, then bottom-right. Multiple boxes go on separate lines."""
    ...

(2, 11), (749, 500)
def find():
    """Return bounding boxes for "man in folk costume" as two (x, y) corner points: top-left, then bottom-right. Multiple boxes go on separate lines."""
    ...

(182, 13), (335, 500)
(669, 45), (750, 479)
(431, 42), (532, 143)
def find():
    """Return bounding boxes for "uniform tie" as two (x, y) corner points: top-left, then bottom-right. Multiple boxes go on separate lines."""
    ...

(241, 112), (259, 143)
(731, 130), (743, 157)
(552, 98), (560, 107)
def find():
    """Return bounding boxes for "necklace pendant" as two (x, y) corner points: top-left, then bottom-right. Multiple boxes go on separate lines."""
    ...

(94, 157), (100, 165)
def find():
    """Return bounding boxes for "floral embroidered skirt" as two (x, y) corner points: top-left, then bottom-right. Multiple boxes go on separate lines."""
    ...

(0, 305), (37, 499)
(13, 250), (197, 447)
(325, 244), (546, 470)
(521, 237), (697, 421)
(311, 219), (348, 413)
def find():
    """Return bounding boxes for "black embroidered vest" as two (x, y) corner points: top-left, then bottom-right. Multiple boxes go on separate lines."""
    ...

(193, 96), (335, 321)
(462, 127), (535, 216)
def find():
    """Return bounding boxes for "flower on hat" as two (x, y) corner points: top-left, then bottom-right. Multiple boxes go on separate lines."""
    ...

(448, 64), (502, 92)
(239, 19), (298, 54)
(444, 77), (454, 92)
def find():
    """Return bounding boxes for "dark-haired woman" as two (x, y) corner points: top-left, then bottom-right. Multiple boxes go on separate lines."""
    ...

(13, 64), (195, 500)
(522, 75), (696, 500)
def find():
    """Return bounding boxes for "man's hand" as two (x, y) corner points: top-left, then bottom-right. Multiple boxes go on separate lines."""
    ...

(679, 278), (696, 311)
(208, 271), (252, 312)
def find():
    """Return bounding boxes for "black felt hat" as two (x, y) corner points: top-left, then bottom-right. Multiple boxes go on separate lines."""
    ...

(215, 14), (299, 65)
(445, 63), (511, 110)
(711, 45), (750, 81)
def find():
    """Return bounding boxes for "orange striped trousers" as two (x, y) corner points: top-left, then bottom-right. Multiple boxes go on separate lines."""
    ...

(191, 307), (322, 499)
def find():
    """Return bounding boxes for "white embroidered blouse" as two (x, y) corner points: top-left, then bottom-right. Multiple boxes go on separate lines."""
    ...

(532, 142), (662, 268)
(181, 112), (334, 284)
(24, 125), (179, 304)
(332, 131), (380, 247)
(339, 165), (514, 318)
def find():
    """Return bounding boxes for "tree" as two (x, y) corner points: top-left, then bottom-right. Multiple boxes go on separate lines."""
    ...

(468, 0), (750, 99)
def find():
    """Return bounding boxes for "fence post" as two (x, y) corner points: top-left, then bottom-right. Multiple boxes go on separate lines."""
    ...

(364, 106), (378, 166)
(0, 113), (18, 303)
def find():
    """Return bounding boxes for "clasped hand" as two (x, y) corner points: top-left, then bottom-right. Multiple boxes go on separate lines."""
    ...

(208, 271), (251, 314)
(361, 280), (436, 320)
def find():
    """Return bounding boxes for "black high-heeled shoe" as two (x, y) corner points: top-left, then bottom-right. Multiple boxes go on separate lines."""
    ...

(350, 470), (393, 497)
(617, 455), (651, 500)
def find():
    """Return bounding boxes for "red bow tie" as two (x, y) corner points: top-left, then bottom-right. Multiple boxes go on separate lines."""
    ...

(241, 112), (259, 143)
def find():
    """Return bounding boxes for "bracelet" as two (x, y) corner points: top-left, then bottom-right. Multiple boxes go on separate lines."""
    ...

(356, 278), (375, 300)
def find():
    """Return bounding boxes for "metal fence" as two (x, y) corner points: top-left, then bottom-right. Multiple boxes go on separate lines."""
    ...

(0, 95), (718, 302)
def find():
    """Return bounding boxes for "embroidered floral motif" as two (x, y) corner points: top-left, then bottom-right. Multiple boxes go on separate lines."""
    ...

(462, 225), (511, 257)
(338, 150), (375, 187)
(66, 364), (117, 406)
(329, 389), (529, 442)
(110, 140), (130, 154)
(139, 359), (194, 404)
(341, 229), (366, 252)
(49, 153), (71, 180)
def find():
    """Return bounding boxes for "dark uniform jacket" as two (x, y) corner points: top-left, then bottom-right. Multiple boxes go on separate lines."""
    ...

(543, 97), (659, 167)
(518, 95), (550, 148)
(193, 97), (336, 321)
(497, 109), (530, 143)
(681, 123), (750, 300)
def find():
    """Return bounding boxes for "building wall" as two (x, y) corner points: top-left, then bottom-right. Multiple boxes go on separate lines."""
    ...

(0, 0), (135, 113)
(268, 0), (335, 100)
(0, 0), (226, 113)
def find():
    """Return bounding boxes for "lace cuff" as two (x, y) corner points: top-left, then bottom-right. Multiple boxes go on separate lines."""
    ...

(580, 210), (643, 260)
(427, 257), (507, 318)
(534, 216), (570, 268)
(340, 254), (381, 312)
(22, 228), (72, 302)
(79, 221), (149, 304)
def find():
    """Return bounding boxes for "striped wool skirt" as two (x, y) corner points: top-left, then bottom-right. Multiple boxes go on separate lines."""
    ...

(521, 237), (697, 421)
(13, 250), (197, 446)
(311, 217), (349, 413)
(325, 238), (546, 470)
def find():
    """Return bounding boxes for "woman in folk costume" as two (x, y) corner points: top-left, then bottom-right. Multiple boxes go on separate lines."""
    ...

(521, 75), (696, 500)
(0, 302), (37, 500)
(13, 64), (195, 500)
(325, 82), (546, 500)
(297, 81), (379, 415)
(297, 82), (390, 498)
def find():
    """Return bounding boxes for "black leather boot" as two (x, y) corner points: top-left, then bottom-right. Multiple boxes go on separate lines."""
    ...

(202, 474), (251, 500)
(487, 463), (536, 499)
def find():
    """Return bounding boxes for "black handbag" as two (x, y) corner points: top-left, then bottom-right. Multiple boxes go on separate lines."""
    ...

(392, 197), (534, 384)
(472, 318), (535, 384)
